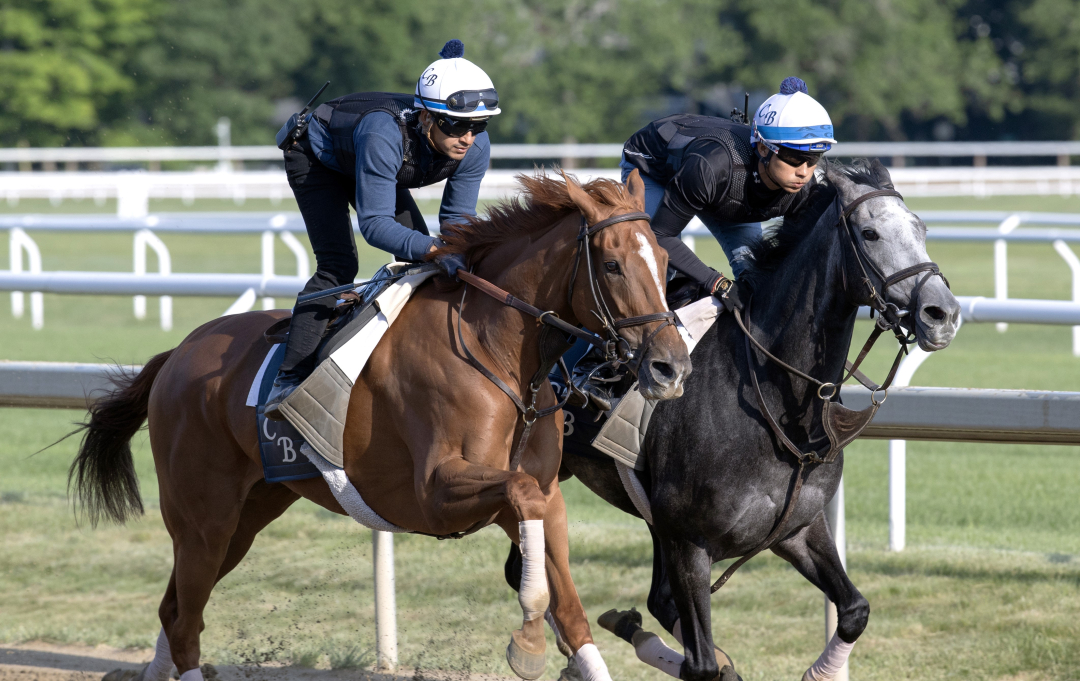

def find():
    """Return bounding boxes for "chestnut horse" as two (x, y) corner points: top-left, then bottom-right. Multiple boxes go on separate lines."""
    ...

(72, 171), (691, 681)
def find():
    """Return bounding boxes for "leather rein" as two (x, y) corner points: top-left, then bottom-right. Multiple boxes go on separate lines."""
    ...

(710, 188), (950, 593)
(454, 210), (675, 473)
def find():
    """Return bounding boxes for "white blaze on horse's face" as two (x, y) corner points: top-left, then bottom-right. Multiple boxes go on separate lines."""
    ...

(848, 189), (960, 351)
(635, 231), (668, 308)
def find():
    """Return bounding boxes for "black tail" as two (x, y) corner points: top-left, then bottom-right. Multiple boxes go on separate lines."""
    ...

(68, 349), (174, 526)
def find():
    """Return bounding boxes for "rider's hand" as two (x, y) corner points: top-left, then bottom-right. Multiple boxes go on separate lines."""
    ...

(711, 273), (745, 312)
(431, 240), (467, 280)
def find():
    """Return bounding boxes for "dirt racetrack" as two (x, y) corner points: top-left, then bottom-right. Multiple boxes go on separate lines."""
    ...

(0, 643), (512, 681)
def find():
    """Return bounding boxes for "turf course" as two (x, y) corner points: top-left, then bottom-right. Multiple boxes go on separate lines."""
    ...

(1, 194), (1079, 680)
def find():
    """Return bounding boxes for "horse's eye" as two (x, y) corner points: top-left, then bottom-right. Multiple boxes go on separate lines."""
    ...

(604, 261), (621, 274)
(861, 229), (880, 242)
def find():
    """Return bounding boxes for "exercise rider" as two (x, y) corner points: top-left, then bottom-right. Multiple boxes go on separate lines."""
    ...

(569, 77), (837, 410)
(266, 39), (500, 420)
(622, 76), (836, 303)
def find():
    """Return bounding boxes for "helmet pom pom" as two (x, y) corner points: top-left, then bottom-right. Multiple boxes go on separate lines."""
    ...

(779, 76), (808, 95)
(440, 39), (465, 59)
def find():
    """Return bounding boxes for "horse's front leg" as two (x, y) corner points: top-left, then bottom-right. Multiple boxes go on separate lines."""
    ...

(536, 479), (613, 681)
(662, 535), (725, 681)
(426, 456), (551, 680)
(771, 511), (869, 681)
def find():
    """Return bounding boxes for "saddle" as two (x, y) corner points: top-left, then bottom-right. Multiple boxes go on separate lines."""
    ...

(264, 262), (440, 467)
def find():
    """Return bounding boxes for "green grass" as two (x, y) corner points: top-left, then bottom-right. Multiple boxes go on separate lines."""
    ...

(2, 200), (1080, 680)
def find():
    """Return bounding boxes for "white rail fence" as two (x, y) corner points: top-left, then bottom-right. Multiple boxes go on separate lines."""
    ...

(6, 166), (1080, 213)
(7, 211), (1080, 341)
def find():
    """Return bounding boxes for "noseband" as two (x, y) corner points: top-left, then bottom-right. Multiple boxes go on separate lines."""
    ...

(454, 209), (674, 471)
(711, 187), (952, 594)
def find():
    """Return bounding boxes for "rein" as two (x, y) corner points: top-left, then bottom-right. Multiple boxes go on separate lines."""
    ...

(710, 187), (950, 594)
(454, 209), (675, 474)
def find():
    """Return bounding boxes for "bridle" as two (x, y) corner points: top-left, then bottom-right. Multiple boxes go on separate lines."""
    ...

(710, 187), (951, 593)
(455, 209), (675, 472)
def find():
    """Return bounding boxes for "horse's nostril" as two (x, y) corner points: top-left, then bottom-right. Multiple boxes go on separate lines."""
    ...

(651, 361), (676, 382)
(922, 305), (946, 322)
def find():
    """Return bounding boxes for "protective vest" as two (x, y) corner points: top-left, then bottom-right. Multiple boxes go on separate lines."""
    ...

(311, 92), (460, 189)
(628, 114), (806, 224)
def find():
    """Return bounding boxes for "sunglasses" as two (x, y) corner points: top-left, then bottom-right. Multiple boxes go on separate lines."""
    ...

(434, 114), (489, 138)
(775, 147), (824, 168)
(444, 88), (499, 113)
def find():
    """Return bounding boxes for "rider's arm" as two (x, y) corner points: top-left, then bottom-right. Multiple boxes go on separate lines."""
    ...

(353, 113), (439, 261)
(439, 131), (490, 227)
(651, 143), (732, 289)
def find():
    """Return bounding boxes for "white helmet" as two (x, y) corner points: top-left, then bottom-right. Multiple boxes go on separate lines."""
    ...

(750, 77), (836, 153)
(414, 40), (501, 119)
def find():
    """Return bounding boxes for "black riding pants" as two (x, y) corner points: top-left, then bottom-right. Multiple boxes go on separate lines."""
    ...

(280, 138), (428, 375)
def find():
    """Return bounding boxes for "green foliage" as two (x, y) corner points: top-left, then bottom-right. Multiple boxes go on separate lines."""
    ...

(1, 0), (1078, 146)
(0, 0), (160, 146)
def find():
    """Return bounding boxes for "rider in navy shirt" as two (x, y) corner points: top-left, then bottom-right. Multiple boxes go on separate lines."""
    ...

(266, 40), (501, 419)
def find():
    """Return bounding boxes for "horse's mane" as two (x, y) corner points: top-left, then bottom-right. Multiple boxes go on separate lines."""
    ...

(433, 171), (639, 264)
(739, 159), (888, 292)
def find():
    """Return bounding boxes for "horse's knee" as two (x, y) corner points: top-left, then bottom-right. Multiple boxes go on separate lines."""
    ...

(505, 473), (546, 521)
(836, 592), (869, 643)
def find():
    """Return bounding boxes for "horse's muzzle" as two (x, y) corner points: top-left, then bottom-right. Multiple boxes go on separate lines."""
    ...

(637, 340), (692, 400)
(913, 277), (961, 351)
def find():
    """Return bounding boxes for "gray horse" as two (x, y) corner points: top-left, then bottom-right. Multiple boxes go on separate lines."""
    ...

(508, 159), (960, 681)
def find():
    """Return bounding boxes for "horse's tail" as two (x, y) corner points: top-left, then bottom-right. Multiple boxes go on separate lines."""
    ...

(68, 349), (174, 526)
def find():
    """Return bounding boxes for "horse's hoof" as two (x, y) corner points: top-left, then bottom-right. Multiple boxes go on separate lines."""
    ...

(719, 664), (742, 681)
(557, 655), (584, 681)
(506, 628), (546, 680)
(102, 666), (145, 681)
(597, 607), (642, 643)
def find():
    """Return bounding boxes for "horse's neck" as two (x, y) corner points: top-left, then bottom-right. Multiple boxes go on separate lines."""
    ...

(750, 211), (857, 391)
(468, 214), (580, 391)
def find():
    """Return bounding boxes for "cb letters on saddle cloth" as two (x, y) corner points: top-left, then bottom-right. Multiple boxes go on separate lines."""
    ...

(591, 295), (723, 469)
(246, 264), (439, 474)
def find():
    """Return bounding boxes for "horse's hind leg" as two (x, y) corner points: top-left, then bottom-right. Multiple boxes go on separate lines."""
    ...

(154, 480), (298, 680)
(771, 511), (869, 681)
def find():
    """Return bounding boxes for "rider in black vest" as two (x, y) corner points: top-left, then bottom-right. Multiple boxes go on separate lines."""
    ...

(265, 40), (501, 420)
(568, 77), (838, 411)
(621, 77), (837, 302)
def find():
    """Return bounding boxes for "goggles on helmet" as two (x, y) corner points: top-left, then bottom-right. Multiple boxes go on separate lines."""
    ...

(419, 88), (499, 114)
(434, 114), (489, 138)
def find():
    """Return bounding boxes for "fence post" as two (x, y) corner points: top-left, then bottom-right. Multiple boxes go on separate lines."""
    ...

(9, 228), (44, 329)
(133, 229), (173, 331)
(824, 476), (848, 681)
(1052, 240), (1080, 357)
(373, 530), (398, 671)
(261, 231), (275, 310)
(995, 215), (1021, 333)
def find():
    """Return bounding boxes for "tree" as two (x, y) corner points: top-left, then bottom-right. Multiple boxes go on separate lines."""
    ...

(0, 0), (159, 146)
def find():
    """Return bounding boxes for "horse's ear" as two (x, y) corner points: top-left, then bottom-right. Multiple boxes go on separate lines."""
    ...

(561, 170), (605, 224)
(625, 168), (647, 211)
(869, 158), (895, 190)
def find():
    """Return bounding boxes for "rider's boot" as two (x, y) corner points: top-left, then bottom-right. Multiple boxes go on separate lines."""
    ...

(569, 355), (615, 414)
(263, 365), (308, 421)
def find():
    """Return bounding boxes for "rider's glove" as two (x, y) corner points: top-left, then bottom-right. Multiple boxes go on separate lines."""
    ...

(711, 273), (745, 313)
(432, 240), (467, 280)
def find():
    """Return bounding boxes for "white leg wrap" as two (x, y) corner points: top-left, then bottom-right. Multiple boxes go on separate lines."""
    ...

(178, 668), (204, 681)
(802, 635), (856, 681)
(631, 630), (684, 678)
(573, 643), (613, 681)
(518, 520), (549, 621)
(144, 629), (174, 681)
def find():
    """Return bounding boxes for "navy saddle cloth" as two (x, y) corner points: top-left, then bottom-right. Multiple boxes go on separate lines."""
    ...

(256, 343), (321, 483)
